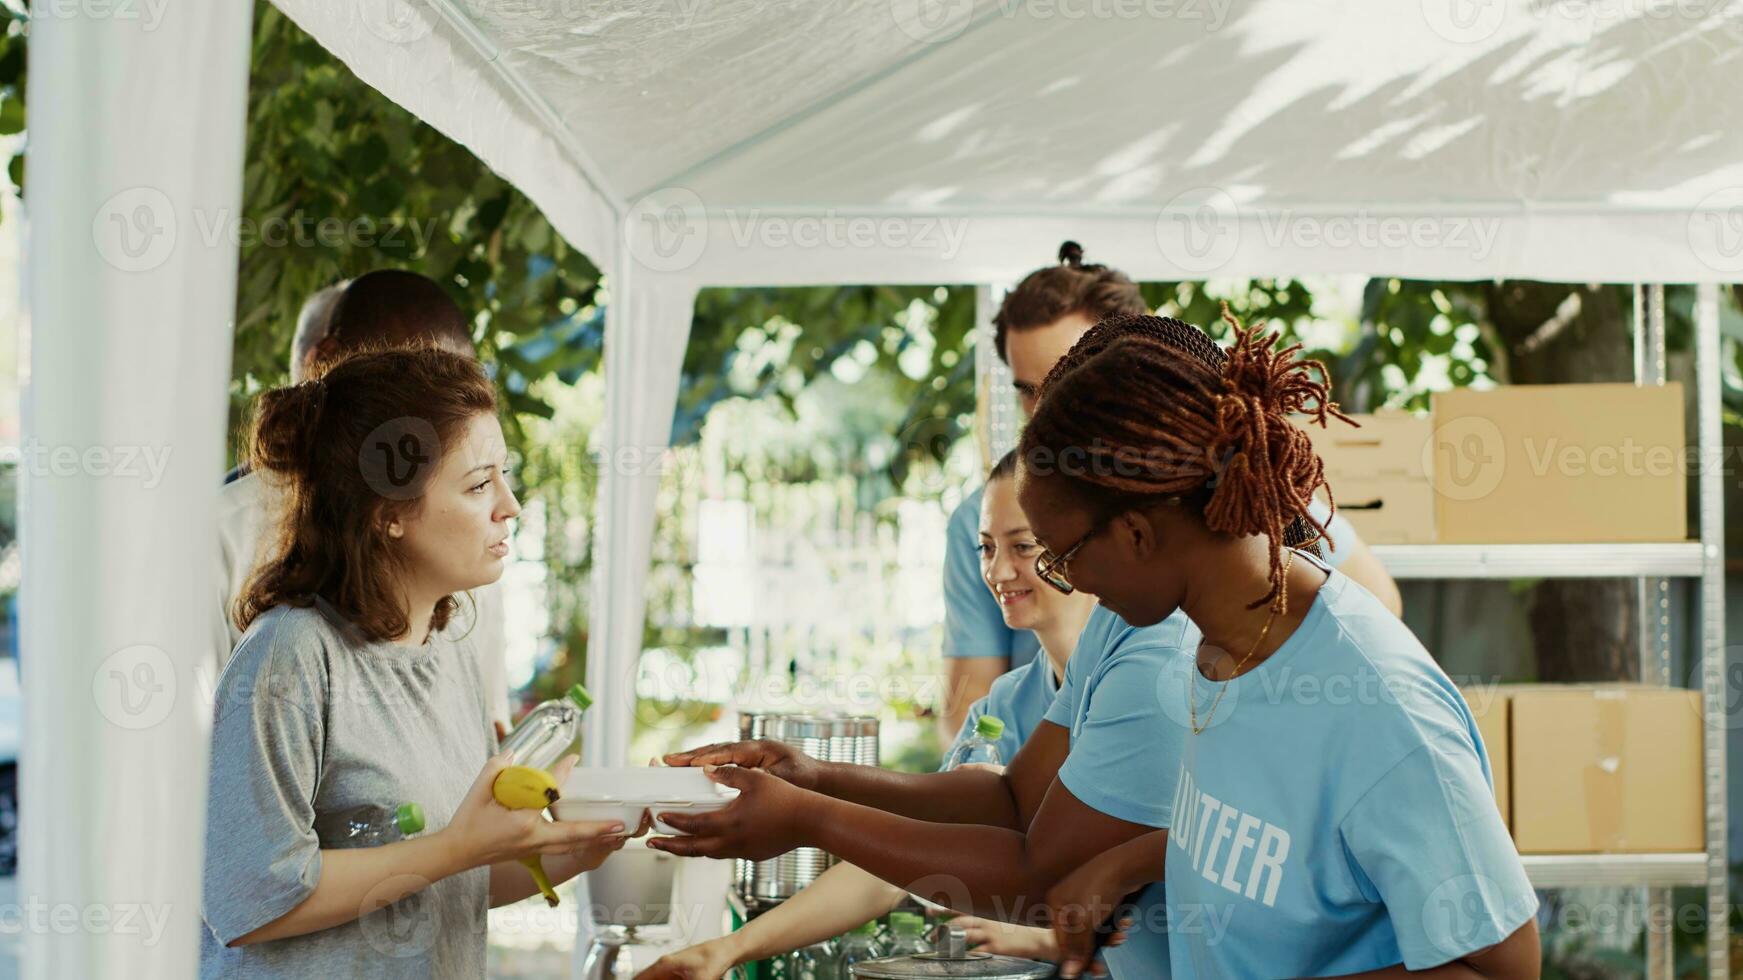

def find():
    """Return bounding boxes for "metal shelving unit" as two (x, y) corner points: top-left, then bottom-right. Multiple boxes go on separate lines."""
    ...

(1522, 853), (1709, 890)
(1372, 542), (1710, 580)
(1377, 285), (1728, 979)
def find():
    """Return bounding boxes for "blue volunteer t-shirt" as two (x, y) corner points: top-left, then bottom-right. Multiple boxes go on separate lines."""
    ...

(1163, 560), (1535, 978)
(941, 654), (1062, 768)
(1042, 604), (1194, 980)
(943, 486), (1041, 670)
(943, 489), (1358, 676)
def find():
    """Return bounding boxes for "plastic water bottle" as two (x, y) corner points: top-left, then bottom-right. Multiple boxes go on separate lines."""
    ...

(943, 715), (1005, 770)
(500, 683), (593, 769)
(786, 939), (840, 980)
(314, 802), (425, 848)
(837, 921), (884, 978)
(885, 913), (929, 957)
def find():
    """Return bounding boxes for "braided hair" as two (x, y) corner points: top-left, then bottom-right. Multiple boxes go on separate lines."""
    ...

(1019, 310), (1353, 614)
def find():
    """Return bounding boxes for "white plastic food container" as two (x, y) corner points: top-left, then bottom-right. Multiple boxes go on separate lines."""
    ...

(552, 766), (740, 835)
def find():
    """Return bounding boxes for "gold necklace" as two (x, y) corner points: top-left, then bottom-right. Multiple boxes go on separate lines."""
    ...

(1190, 550), (1296, 735)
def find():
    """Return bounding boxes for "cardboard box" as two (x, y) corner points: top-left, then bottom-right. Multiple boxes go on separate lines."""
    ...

(1305, 409), (1434, 481)
(1459, 686), (1511, 832)
(1320, 480), (1436, 545)
(1306, 410), (1437, 544)
(1431, 384), (1687, 544)
(1509, 684), (1703, 854)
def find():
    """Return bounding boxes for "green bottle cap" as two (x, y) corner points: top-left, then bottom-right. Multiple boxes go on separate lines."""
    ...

(567, 684), (594, 711)
(975, 715), (1005, 740)
(395, 802), (426, 836)
(851, 921), (879, 935)
(891, 912), (923, 935)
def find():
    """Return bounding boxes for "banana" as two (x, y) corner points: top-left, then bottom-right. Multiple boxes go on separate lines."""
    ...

(492, 765), (563, 907)
(517, 856), (560, 908)
(493, 765), (561, 810)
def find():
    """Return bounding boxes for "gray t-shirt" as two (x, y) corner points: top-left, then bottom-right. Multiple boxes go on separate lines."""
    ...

(201, 599), (496, 979)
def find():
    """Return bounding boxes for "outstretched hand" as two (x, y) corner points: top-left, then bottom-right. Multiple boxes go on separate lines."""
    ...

(646, 765), (815, 862)
(662, 739), (823, 791)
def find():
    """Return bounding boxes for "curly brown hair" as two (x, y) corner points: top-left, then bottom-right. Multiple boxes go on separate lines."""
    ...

(1019, 311), (1353, 614)
(235, 345), (498, 642)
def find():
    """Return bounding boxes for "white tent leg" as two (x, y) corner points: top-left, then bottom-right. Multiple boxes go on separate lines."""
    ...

(575, 260), (699, 971)
(582, 265), (700, 769)
(20, 3), (252, 977)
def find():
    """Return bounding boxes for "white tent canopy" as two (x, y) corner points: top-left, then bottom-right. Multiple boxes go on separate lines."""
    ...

(20, 2), (1743, 976)
(273, 0), (1743, 769)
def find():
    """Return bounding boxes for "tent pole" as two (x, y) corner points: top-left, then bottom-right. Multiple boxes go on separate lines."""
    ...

(20, 3), (253, 976)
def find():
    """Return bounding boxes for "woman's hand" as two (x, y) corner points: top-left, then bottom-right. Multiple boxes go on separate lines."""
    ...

(663, 740), (823, 791)
(566, 808), (653, 874)
(947, 915), (1058, 961)
(442, 753), (628, 869)
(634, 937), (739, 980)
(647, 766), (814, 862)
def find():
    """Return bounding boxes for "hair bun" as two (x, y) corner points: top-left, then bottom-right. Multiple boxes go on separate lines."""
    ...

(1057, 240), (1085, 267)
(249, 379), (327, 477)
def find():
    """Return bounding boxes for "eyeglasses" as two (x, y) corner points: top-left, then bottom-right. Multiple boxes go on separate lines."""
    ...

(1034, 515), (1114, 595)
(1033, 495), (1185, 595)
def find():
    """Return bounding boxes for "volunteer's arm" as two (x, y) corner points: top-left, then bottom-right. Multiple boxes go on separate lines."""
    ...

(664, 721), (1069, 832)
(1045, 829), (1168, 978)
(636, 862), (905, 980)
(649, 763), (1153, 924)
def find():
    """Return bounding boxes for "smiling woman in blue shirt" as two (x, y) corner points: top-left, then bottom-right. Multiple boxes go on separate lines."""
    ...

(1019, 313), (1538, 980)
